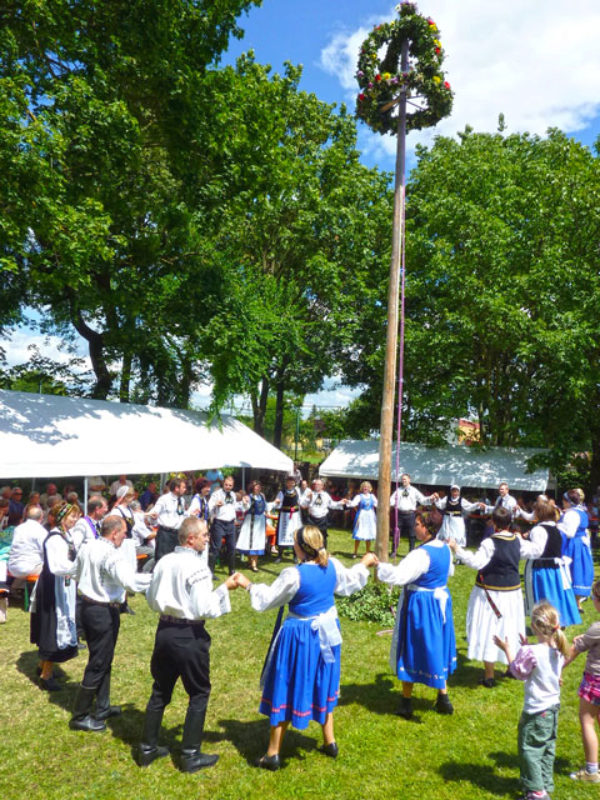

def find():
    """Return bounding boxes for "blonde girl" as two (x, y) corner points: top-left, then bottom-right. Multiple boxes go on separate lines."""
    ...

(494, 602), (569, 800)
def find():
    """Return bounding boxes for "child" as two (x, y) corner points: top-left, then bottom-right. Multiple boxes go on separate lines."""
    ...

(562, 578), (600, 782)
(494, 602), (568, 800)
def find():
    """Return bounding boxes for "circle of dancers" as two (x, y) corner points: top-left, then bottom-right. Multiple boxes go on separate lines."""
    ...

(4, 475), (600, 798)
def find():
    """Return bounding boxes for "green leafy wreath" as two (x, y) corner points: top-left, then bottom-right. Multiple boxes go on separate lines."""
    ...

(355, 2), (453, 136)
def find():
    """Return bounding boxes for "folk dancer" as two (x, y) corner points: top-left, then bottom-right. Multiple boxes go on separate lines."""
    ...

(389, 473), (436, 554)
(70, 516), (151, 731)
(273, 476), (302, 562)
(300, 479), (346, 550)
(136, 517), (241, 772)
(236, 481), (267, 572)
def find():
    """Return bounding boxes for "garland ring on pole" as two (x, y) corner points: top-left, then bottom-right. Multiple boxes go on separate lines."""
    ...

(355, 1), (453, 135)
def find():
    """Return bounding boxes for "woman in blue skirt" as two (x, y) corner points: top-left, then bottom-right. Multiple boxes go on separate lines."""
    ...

(522, 496), (581, 627)
(236, 525), (376, 770)
(378, 511), (456, 718)
(560, 489), (594, 611)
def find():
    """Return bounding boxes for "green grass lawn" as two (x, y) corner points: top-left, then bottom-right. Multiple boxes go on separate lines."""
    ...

(0, 529), (596, 800)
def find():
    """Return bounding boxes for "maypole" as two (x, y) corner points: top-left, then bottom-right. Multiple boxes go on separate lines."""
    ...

(355, 3), (453, 562)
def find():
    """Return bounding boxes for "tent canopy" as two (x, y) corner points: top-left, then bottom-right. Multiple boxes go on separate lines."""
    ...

(0, 389), (293, 479)
(319, 439), (550, 492)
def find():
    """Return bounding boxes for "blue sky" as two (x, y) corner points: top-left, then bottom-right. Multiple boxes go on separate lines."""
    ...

(7, 0), (600, 412)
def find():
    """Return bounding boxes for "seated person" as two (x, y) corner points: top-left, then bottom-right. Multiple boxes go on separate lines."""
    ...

(8, 506), (48, 579)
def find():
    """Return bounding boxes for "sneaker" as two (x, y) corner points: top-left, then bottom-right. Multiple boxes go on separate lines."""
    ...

(570, 767), (600, 782)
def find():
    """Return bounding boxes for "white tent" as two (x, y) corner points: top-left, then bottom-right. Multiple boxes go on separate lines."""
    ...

(0, 389), (293, 479)
(319, 439), (550, 492)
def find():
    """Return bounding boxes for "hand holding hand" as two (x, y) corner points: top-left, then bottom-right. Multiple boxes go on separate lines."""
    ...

(232, 572), (251, 590)
(447, 538), (457, 552)
(361, 552), (379, 568)
(224, 574), (239, 591)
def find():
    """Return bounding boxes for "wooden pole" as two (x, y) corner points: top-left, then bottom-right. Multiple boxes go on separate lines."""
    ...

(375, 40), (408, 563)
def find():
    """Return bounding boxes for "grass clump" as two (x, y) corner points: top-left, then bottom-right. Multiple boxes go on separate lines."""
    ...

(337, 582), (400, 626)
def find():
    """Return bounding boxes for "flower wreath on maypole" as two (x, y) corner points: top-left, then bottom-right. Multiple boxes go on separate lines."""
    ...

(355, 1), (453, 135)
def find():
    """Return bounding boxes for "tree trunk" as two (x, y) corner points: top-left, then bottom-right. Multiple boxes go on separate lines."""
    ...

(71, 308), (112, 399)
(273, 379), (285, 449)
(119, 351), (132, 403)
(251, 377), (269, 436)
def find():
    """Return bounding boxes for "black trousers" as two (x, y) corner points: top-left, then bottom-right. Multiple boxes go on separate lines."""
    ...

(81, 601), (120, 690)
(146, 620), (211, 714)
(397, 511), (416, 551)
(208, 519), (236, 575)
(307, 514), (329, 549)
(155, 526), (179, 562)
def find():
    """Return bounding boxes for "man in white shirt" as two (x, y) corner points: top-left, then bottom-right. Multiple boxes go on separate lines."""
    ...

(207, 476), (245, 576)
(8, 506), (47, 578)
(149, 478), (188, 562)
(300, 479), (346, 550)
(136, 517), (240, 772)
(70, 516), (151, 732)
(483, 481), (518, 519)
(70, 497), (108, 552)
(389, 473), (437, 553)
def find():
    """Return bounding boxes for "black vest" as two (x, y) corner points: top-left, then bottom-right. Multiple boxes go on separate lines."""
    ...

(532, 523), (562, 569)
(281, 489), (299, 512)
(476, 533), (521, 591)
(444, 498), (463, 517)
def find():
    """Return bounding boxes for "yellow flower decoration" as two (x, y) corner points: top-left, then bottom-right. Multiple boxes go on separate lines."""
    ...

(433, 75), (441, 84)
(434, 39), (441, 47)
(382, 72), (392, 80)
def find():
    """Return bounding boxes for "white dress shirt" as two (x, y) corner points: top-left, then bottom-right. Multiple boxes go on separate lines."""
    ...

(75, 537), (151, 603)
(209, 489), (242, 522)
(378, 538), (454, 584)
(484, 494), (518, 516)
(150, 492), (188, 530)
(389, 485), (433, 511)
(146, 546), (230, 619)
(8, 519), (48, 577)
(300, 490), (344, 520)
(71, 516), (101, 551)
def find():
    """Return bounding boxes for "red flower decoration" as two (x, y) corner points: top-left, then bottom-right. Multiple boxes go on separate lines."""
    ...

(375, 73), (382, 82)
(358, 93), (366, 101)
(444, 81), (451, 89)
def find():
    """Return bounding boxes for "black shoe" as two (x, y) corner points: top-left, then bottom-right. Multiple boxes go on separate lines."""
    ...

(274, 557), (282, 563)
(479, 677), (497, 688)
(256, 753), (280, 771)
(95, 705), (122, 720)
(40, 677), (62, 692)
(318, 742), (339, 759)
(178, 749), (219, 773)
(77, 641), (87, 650)
(136, 743), (170, 767)
(121, 603), (136, 615)
(503, 668), (516, 680)
(435, 693), (454, 715)
(69, 715), (107, 733)
(396, 696), (413, 719)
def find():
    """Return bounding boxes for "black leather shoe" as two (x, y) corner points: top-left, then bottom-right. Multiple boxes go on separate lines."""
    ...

(256, 753), (280, 771)
(435, 693), (454, 715)
(40, 677), (61, 692)
(69, 715), (107, 732)
(318, 742), (339, 759)
(95, 705), (122, 720)
(396, 696), (413, 719)
(136, 743), (170, 767)
(178, 749), (219, 773)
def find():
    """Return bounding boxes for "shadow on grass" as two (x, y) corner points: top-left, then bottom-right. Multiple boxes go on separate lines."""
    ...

(488, 749), (571, 775)
(439, 760), (519, 795)
(218, 717), (317, 766)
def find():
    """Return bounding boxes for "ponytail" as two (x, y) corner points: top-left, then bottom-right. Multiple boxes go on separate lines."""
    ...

(531, 601), (569, 657)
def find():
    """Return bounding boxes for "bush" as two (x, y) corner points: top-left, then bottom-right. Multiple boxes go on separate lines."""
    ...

(337, 582), (400, 626)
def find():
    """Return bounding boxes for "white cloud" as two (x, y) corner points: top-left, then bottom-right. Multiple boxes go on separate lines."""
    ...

(3, 327), (88, 368)
(320, 0), (600, 161)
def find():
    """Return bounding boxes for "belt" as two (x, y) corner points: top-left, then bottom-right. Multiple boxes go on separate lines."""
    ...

(397, 510), (415, 515)
(158, 525), (179, 533)
(160, 614), (205, 626)
(82, 595), (121, 609)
